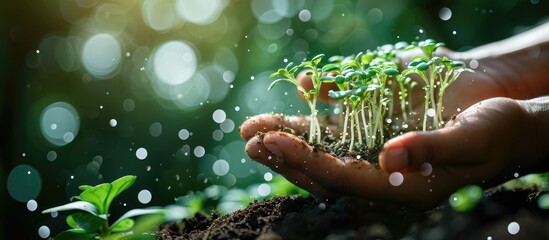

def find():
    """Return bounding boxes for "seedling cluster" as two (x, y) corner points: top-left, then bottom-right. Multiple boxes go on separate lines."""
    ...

(270, 40), (473, 153)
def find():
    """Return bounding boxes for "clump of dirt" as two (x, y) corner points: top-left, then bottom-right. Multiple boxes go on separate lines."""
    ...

(157, 188), (549, 240)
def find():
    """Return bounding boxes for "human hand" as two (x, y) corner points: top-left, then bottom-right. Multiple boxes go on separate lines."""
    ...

(241, 97), (547, 209)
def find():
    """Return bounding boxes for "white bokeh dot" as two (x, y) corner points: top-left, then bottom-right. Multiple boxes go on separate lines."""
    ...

(194, 146), (205, 157)
(178, 129), (190, 140)
(38, 226), (50, 239)
(138, 189), (152, 204)
(299, 9), (311, 22)
(27, 199), (38, 211)
(136, 147), (148, 160)
(389, 172), (404, 186)
(507, 222), (520, 235)
(212, 109), (226, 123)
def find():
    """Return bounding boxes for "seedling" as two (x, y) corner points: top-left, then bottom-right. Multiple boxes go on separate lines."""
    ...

(270, 54), (328, 143)
(269, 39), (474, 157)
(42, 175), (165, 240)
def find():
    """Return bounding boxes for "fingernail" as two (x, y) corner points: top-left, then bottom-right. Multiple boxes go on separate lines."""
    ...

(381, 147), (408, 172)
(264, 142), (284, 158)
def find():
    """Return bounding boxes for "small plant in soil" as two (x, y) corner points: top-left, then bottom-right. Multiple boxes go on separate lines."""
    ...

(42, 175), (165, 240)
(269, 40), (473, 159)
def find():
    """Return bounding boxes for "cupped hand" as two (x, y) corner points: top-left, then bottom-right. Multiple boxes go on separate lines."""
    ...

(241, 97), (540, 210)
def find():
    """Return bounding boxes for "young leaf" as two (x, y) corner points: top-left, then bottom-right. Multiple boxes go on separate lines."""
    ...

(104, 175), (136, 215)
(54, 229), (96, 240)
(328, 90), (351, 99)
(450, 61), (465, 68)
(111, 218), (135, 232)
(268, 78), (290, 91)
(383, 68), (399, 75)
(416, 62), (429, 71)
(42, 201), (100, 216)
(319, 76), (335, 83)
(66, 212), (105, 233)
(78, 183), (112, 214)
(321, 64), (341, 73)
(111, 208), (166, 229)
(311, 54), (325, 66)
(78, 185), (93, 191)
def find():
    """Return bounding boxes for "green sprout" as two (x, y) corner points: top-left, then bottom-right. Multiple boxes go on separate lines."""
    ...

(42, 175), (166, 240)
(268, 39), (474, 157)
(403, 39), (474, 130)
(270, 54), (328, 143)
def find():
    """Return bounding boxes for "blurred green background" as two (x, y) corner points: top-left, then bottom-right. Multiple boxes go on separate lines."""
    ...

(1, 0), (547, 238)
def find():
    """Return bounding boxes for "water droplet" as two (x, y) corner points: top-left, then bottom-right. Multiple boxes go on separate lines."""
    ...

(298, 9), (311, 22)
(439, 7), (452, 21)
(46, 151), (57, 161)
(212, 109), (226, 123)
(138, 189), (152, 204)
(109, 119), (117, 127)
(427, 108), (436, 117)
(507, 222), (520, 235)
(258, 183), (271, 196)
(178, 129), (190, 140)
(38, 226), (50, 239)
(136, 147), (148, 160)
(264, 172), (273, 181)
(389, 172), (404, 186)
(469, 59), (479, 69)
(27, 199), (38, 211)
(420, 163), (433, 176)
(194, 146), (205, 157)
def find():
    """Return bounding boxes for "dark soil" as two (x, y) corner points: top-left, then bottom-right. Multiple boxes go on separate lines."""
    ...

(157, 187), (549, 240)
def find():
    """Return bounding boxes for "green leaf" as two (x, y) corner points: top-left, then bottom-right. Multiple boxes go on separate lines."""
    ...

(42, 201), (100, 216)
(416, 62), (429, 71)
(288, 65), (299, 74)
(335, 75), (346, 84)
(79, 185), (93, 191)
(111, 218), (135, 232)
(328, 90), (351, 100)
(383, 68), (399, 75)
(366, 84), (381, 91)
(311, 54), (325, 66)
(277, 68), (287, 75)
(449, 185), (483, 212)
(408, 58), (426, 67)
(79, 175), (136, 215)
(321, 64), (341, 73)
(328, 55), (344, 63)
(54, 229), (96, 240)
(67, 212), (105, 232)
(450, 61), (465, 68)
(268, 79), (290, 91)
(403, 45), (416, 51)
(111, 208), (166, 229)
(319, 76), (335, 83)
(269, 71), (281, 78)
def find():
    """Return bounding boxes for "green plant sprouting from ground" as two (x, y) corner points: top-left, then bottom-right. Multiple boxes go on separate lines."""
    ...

(42, 175), (166, 240)
(270, 39), (473, 152)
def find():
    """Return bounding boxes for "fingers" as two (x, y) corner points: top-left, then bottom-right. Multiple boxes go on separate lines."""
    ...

(240, 113), (340, 141)
(296, 71), (339, 104)
(245, 135), (335, 198)
(239, 114), (308, 141)
(262, 131), (377, 194)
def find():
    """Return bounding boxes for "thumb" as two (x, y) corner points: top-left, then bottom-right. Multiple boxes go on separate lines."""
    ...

(378, 122), (486, 173)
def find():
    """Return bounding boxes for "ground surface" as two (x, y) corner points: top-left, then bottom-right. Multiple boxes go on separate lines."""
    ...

(157, 187), (549, 240)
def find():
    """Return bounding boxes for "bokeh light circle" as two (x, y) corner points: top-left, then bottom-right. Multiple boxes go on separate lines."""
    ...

(81, 33), (121, 79)
(212, 159), (230, 176)
(152, 41), (197, 85)
(7, 165), (42, 202)
(38, 226), (50, 239)
(40, 102), (80, 146)
(176, 0), (227, 25)
(138, 189), (152, 204)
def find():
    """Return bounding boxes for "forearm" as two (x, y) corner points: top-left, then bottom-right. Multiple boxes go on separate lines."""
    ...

(518, 96), (549, 173)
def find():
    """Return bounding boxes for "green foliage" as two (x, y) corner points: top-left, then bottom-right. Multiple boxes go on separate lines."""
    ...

(42, 175), (166, 240)
(269, 39), (474, 152)
(448, 185), (483, 212)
